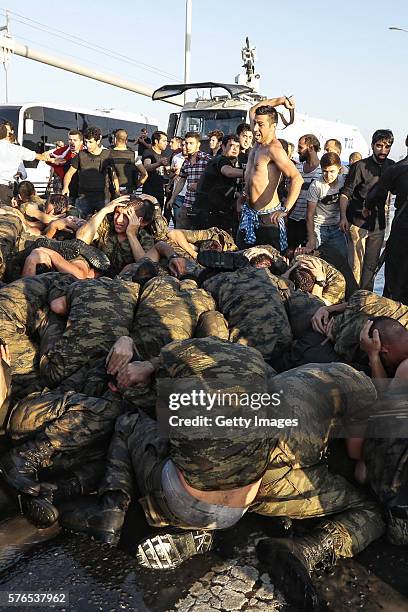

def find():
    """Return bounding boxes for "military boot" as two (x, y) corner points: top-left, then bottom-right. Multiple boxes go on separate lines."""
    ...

(20, 490), (59, 529)
(197, 250), (248, 271)
(0, 436), (55, 496)
(257, 528), (336, 611)
(60, 491), (130, 545)
(136, 529), (214, 570)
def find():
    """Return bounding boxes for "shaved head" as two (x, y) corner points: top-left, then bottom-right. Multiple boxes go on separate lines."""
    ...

(370, 317), (408, 369)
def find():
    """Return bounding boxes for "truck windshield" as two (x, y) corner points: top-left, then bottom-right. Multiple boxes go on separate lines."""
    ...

(177, 110), (247, 138)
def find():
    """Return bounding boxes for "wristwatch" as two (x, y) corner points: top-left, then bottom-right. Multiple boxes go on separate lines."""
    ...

(168, 253), (180, 262)
(315, 278), (327, 287)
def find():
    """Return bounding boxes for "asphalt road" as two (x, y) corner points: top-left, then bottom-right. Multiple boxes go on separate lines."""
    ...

(0, 504), (407, 612)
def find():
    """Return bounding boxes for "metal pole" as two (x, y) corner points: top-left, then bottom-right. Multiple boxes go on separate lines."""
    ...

(1, 10), (11, 103)
(184, 0), (192, 103)
(0, 35), (183, 107)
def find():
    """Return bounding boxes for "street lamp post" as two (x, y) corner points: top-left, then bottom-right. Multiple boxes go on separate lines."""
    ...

(184, 0), (192, 104)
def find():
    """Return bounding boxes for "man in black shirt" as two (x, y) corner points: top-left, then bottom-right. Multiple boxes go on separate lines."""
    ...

(339, 129), (395, 290)
(137, 128), (151, 157)
(194, 134), (244, 232)
(62, 127), (117, 218)
(110, 129), (147, 195)
(366, 142), (408, 303)
(142, 131), (169, 210)
(232, 123), (253, 236)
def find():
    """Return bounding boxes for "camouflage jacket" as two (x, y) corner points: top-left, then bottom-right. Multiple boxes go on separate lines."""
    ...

(203, 267), (293, 360)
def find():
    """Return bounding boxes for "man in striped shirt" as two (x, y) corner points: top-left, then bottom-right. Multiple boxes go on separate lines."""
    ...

(287, 134), (322, 250)
(167, 132), (211, 230)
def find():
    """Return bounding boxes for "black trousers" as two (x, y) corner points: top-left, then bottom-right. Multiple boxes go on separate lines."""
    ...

(383, 217), (408, 305)
(195, 210), (233, 234)
(286, 218), (307, 250)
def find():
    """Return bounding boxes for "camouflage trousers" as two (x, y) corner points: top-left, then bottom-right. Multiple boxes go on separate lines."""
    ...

(0, 212), (25, 281)
(99, 411), (170, 525)
(99, 411), (384, 552)
(6, 365), (124, 473)
(251, 442), (384, 558)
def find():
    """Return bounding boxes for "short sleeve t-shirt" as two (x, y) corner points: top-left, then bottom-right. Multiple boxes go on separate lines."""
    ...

(290, 164), (322, 222)
(307, 175), (345, 227)
(109, 148), (139, 191)
(142, 149), (167, 198)
(195, 156), (237, 213)
(171, 153), (187, 197)
(71, 149), (112, 199)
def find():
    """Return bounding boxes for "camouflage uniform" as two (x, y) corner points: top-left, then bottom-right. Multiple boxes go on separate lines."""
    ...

(166, 227), (237, 259)
(0, 210), (26, 280)
(0, 273), (75, 377)
(314, 242), (359, 300)
(285, 290), (325, 339)
(131, 276), (217, 360)
(98, 342), (383, 557)
(95, 216), (156, 276)
(364, 387), (408, 545)
(7, 359), (125, 473)
(163, 227), (238, 279)
(99, 338), (275, 526)
(40, 277), (140, 387)
(295, 254), (346, 304)
(333, 290), (408, 362)
(203, 267), (293, 361)
(251, 363), (385, 558)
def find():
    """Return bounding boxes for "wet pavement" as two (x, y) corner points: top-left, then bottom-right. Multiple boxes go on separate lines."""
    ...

(0, 506), (407, 612)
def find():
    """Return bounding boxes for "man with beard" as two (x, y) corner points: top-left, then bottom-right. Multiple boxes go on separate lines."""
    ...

(339, 129), (395, 289)
(237, 97), (303, 252)
(286, 134), (322, 250)
(365, 144), (408, 303)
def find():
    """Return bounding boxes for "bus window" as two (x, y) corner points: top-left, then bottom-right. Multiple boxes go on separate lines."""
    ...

(108, 119), (145, 150)
(43, 108), (77, 148)
(22, 106), (45, 167)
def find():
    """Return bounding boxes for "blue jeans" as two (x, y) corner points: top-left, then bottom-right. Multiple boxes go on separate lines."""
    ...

(173, 195), (185, 228)
(315, 224), (348, 259)
(76, 195), (107, 219)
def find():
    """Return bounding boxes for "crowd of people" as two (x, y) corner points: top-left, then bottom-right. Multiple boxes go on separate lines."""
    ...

(0, 95), (407, 610)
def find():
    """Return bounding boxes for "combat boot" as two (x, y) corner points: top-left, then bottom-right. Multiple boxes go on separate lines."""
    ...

(60, 491), (130, 545)
(0, 436), (55, 496)
(257, 528), (336, 611)
(20, 491), (59, 529)
(136, 529), (214, 570)
(197, 250), (248, 271)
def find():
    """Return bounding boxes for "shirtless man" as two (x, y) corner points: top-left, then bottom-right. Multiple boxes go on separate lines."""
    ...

(237, 96), (303, 252)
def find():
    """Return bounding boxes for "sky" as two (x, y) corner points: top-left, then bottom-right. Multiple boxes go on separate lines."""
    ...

(1, 0), (408, 158)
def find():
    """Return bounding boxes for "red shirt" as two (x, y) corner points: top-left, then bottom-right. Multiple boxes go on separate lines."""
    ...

(48, 145), (84, 179)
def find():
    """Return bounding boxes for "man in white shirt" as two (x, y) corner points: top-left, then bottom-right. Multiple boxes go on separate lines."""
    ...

(305, 152), (348, 258)
(0, 123), (50, 207)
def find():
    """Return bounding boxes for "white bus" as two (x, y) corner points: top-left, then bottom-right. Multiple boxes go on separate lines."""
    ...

(0, 103), (158, 194)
